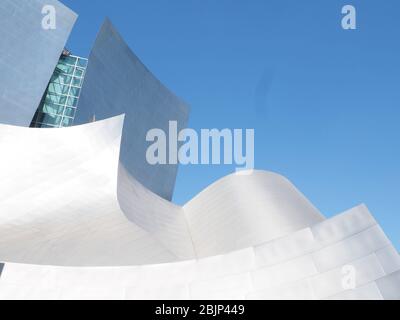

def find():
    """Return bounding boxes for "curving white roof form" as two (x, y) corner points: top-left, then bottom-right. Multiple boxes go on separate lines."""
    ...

(0, 116), (324, 266)
(0, 116), (399, 299)
(184, 171), (324, 258)
(0, 205), (399, 300)
(0, 115), (193, 266)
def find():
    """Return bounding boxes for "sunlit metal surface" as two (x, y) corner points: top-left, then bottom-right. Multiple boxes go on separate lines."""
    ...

(0, 117), (399, 299)
(75, 19), (189, 200)
(0, 0), (76, 126)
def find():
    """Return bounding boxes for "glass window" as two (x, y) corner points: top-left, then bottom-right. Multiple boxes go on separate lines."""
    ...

(56, 63), (74, 75)
(50, 73), (59, 83)
(72, 77), (82, 87)
(62, 56), (77, 66)
(48, 83), (69, 95)
(46, 94), (67, 105)
(69, 87), (80, 97)
(66, 96), (78, 107)
(62, 74), (72, 85)
(42, 103), (64, 115)
(51, 73), (72, 85)
(77, 59), (88, 68)
(31, 111), (40, 123)
(32, 54), (88, 128)
(74, 68), (84, 77)
(39, 124), (56, 128)
(62, 117), (73, 127)
(42, 113), (62, 126)
(64, 107), (75, 118)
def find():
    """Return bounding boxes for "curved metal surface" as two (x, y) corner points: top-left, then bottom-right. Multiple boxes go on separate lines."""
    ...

(0, 0), (398, 301)
(184, 171), (324, 258)
(75, 19), (190, 201)
(0, 118), (398, 299)
(0, 116), (324, 266)
(0, 0), (77, 126)
(0, 205), (399, 300)
(0, 115), (189, 266)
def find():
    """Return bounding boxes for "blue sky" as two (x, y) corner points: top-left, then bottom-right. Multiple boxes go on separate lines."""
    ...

(62, 0), (400, 250)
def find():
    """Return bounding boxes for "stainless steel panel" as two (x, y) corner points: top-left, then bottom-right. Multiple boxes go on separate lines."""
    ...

(0, 0), (77, 126)
(75, 19), (189, 200)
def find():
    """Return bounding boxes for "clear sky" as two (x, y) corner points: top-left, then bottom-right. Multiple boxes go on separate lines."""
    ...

(62, 0), (400, 250)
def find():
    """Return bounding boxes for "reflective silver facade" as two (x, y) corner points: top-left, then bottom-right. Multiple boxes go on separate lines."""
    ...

(0, 1), (399, 301)
(75, 19), (190, 200)
(0, 0), (77, 127)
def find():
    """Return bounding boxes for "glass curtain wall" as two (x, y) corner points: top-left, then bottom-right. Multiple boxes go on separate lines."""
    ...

(30, 54), (88, 128)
